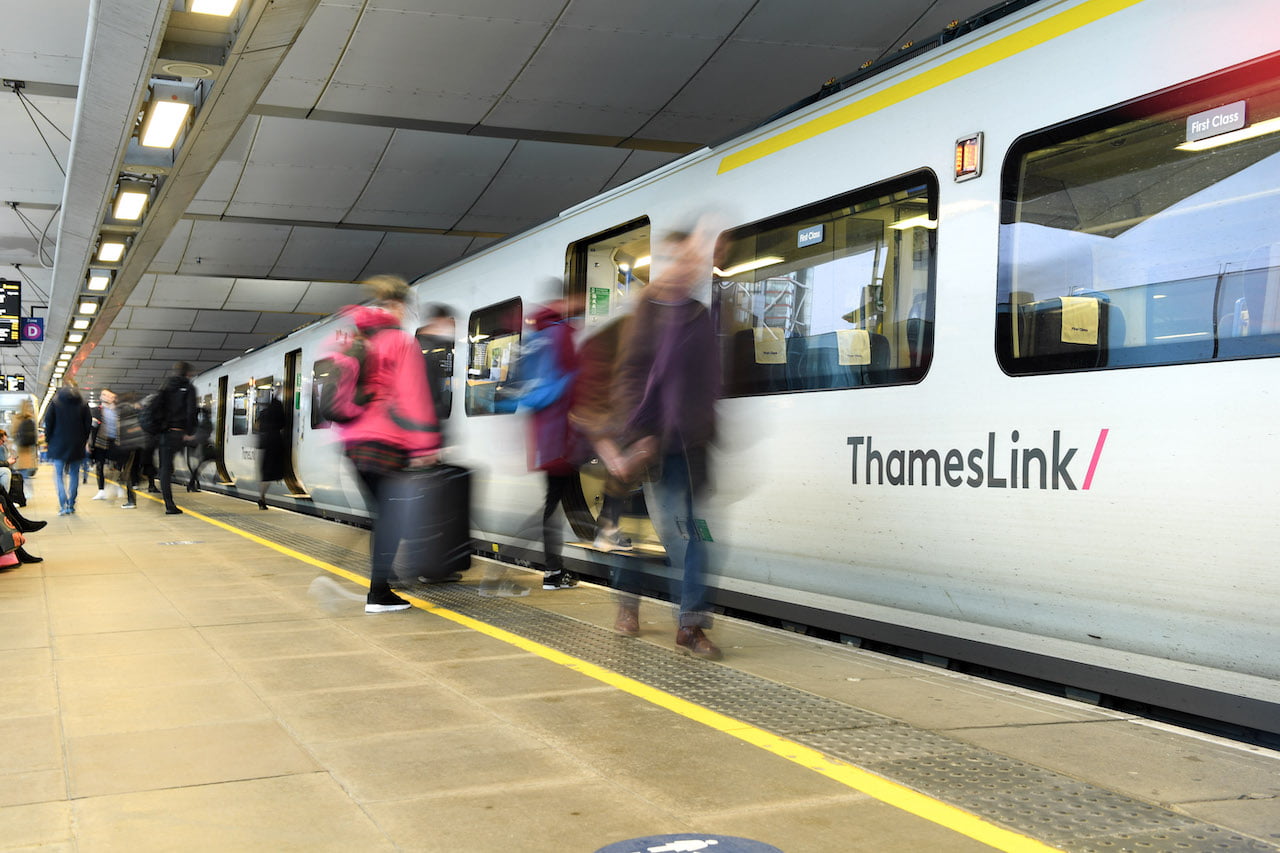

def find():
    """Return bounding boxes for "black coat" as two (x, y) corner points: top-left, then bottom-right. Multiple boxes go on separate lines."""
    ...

(43, 388), (92, 462)
(256, 398), (289, 482)
(157, 374), (198, 434)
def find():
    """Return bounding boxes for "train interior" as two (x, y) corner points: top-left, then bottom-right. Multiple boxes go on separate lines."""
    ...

(998, 52), (1280, 374)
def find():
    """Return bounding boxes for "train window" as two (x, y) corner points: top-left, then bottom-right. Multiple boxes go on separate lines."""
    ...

(998, 53), (1280, 374)
(565, 218), (651, 333)
(231, 383), (249, 435)
(417, 330), (454, 421)
(254, 376), (276, 429)
(311, 360), (333, 429)
(464, 298), (523, 416)
(714, 173), (937, 396)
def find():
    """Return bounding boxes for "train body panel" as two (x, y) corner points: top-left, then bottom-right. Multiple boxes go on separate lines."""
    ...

(189, 0), (1280, 726)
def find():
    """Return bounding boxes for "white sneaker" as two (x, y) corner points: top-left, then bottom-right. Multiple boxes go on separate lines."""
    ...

(91, 490), (108, 501)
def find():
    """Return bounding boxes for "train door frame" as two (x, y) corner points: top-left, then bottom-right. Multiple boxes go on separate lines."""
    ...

(214, 375), (233, 483)
(281, 349), (308, 496)
(562, 218), (661, 551)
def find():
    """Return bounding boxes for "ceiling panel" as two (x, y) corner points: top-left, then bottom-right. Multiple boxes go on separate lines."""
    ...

(256, 4), (360, 110)
(269, 227), (384, 281)
(0, 0), (90, 85)
(296, 281), (369, 314)
(111, 329), (174, 347)
(456, 140), (629, 232)
(192, 309), (264, 333)
(316, 8), (551, 123)
(637, 40), (874, 142)
(602, 149), (683, 192)
(148, 222), (195, 275)
(253, 313), (313, 335)
(128, 307), (198, 331)
(223, 278), (310, 312)
(146, 275), (238, 309)
(179, 221), (294, 277)
(226, 118), (392, 222)
(359, 232), (473, 282)
(488, 7), (737, 138)
(172, 331), (228, 349)
(346, 131), (516, 230)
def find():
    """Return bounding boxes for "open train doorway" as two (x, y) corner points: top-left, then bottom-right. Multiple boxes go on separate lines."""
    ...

(281, 349), (309, 497)
(564, 218), (664, 557)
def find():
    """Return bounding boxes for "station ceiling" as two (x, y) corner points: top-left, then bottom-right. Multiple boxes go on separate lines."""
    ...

(0, 0), (1017, 398)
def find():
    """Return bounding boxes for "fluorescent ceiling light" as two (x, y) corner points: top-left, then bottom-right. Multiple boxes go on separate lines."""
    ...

(63, 344), (76, 353)
(889, 214), (937, 230)
(140, 99), (192, 148)
(191, 0), (239, 14)
(87, 272), (111, 291)
(97, 241), (126, 262)
(113, 185), (149, 221)
(72, 318), (90, 330)
(1177, 116), (1280, 151)
(634, 256), (651, 269)
(714, 256), (785, 278)
(78, 301), (98, 315)
(68, 333), (84, 343)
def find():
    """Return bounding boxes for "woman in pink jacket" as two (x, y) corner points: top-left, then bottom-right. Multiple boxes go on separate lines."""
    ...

(337, 275), (441, 612)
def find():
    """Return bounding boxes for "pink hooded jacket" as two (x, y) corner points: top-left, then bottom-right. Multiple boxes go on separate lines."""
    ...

(335, 305), (441, 459)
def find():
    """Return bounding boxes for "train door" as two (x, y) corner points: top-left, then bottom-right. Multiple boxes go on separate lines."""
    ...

(214, 376), (233, 483)
(281, 349), (308, 496)
(563, 218), (664, 555)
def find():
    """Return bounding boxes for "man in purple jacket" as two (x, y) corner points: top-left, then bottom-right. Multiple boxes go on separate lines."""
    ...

(613, 228), (723, 660)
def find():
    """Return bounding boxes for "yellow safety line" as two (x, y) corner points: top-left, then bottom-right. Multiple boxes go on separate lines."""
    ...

(154, 491), (1059, 852)
(717, 0), (1147, 174)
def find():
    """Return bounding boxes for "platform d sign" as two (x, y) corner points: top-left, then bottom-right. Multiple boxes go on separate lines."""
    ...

(20, 317), (44, 342)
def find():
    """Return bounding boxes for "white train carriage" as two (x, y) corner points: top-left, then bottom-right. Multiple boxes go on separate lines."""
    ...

(186, 0), (1280, 733)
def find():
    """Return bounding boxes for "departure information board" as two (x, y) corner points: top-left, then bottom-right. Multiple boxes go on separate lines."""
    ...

(0, 280), (20, 347)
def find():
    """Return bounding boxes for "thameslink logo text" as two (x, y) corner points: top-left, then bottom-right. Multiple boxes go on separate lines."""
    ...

(846, 430), (1109, 491)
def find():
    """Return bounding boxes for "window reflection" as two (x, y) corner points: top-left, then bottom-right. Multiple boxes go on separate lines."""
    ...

(998, 54), (1280, 374)
(714, 174), (937, 396)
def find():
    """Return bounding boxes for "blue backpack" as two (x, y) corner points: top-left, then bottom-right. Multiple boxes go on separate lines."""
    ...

(496, 326), (574, 413)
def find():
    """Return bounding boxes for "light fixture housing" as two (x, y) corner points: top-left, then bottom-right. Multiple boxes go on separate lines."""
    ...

(72, 318), (91, 330)
(68, 332), (84, 343)
(97, 239), (126, 263)
(87, 269), (112, 292)
(139, 80), (196, 149)
(112, 179), (151, 221)
(78, 299), (99, 316)
(190, 0), (239, 15)
(63, 344), (76, 353)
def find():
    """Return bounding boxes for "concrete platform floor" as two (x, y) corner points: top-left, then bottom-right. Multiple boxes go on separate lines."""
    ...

(1, 477), (1278, 852)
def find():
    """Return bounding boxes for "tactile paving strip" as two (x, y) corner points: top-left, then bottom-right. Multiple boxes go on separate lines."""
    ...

(210, 509), (1280, 853)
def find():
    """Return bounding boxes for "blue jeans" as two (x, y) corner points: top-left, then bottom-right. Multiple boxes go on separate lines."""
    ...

(53, 459), (82, 511)
(645, 450), (711, 628)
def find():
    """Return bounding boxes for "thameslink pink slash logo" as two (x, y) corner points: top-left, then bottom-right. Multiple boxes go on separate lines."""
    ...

(846, 430), (1109, 491)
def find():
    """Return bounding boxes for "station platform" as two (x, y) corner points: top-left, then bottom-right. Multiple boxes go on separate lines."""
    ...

(3, 479), (1279, 852)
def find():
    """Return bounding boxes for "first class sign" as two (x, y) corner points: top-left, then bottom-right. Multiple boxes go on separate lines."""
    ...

(1186, 100), (1246, 143)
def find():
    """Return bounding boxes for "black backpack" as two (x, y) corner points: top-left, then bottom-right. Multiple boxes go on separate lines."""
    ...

(317, 332), (374, 424)
(138, 392), (165, 435)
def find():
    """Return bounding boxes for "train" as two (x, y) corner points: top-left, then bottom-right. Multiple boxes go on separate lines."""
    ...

(178, 0), (1280, 734)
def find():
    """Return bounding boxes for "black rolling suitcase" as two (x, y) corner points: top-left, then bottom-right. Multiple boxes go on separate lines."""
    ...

(381, 464), (472, 583)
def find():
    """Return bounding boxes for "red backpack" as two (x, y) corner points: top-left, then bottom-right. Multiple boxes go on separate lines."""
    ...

(317, 331), (375, 424)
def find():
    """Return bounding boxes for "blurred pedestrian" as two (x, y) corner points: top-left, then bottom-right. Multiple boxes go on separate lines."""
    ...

(90, 389), (120, 500)
(186, 406), (217, 492)
(335, 275), (441, 613)
(569, 313), (645, 632)
(256, 395), (287, 509)
(519, 295), (587, 591)
(43, 378), (92, 516)
(614, 227), (723, 660)
(154, 362), (198, 515)
(11, 399), (38, 498)
(114, 392), (146, 509)
(415, 303), (455, 442)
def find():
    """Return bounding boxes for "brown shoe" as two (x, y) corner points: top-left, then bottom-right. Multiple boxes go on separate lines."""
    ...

(675, 626), (722, 661)
(614, 606), (640, 637)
